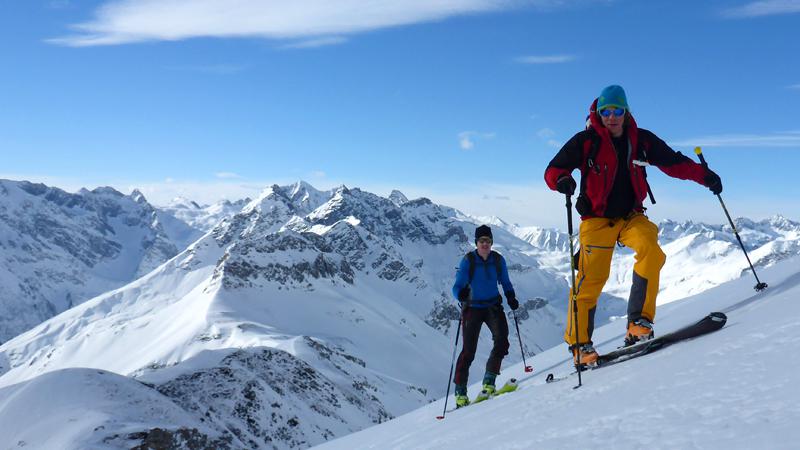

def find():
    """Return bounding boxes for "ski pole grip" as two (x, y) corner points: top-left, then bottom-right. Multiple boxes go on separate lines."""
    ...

(694, 146), (708, 167)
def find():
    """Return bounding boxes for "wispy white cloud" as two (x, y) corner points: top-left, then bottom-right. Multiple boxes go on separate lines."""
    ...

(482, 194), (511, 201)
(722, 0), (800, 18)
(537, 128), (556, 139)
(281, 36), (348, 49)
(215, 172), (243, 179)
(458, 131), (495, 150)
(49, 0), (546, 47)
(670, 131), (800, 148)
(514, 54), (576, 64)
(788, 83), (800, 90)
(535, 128), (562, 148)
(459, 132), (475, 150)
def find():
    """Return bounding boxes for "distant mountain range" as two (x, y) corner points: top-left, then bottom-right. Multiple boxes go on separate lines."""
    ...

(1, 178), (797, 448)
(0, 181), (591, 449)
(0, 180), (196, 343)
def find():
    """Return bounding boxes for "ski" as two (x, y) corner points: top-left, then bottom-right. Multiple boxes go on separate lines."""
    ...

(545, 312), (727, 384)
(446, 378), (519, 412)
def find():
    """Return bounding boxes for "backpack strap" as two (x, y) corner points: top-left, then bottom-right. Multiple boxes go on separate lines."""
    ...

(491, 250), (502, 280)
(585, 131), (602, 174)
(466, 252), (476, 284)
(466, 250), (503, 284)
(633, 141), (657, 205)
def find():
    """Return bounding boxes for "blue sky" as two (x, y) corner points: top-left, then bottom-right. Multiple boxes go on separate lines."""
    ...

(1, 0), (799, 228)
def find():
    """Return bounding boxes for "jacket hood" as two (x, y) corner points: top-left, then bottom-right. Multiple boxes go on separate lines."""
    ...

(587, 98), (639, 138)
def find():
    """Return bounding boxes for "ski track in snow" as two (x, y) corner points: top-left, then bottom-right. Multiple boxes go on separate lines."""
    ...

(317, 255), (800, 450)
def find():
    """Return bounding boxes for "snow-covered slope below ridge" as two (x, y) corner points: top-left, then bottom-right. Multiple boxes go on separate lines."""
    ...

(0, 182), (612, 449)
(319, 254), (800, 450)
(0, 179), (195, 343)
(493, 214), (800, 304)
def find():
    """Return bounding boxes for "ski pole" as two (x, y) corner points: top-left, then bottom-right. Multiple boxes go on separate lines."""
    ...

(694, 147), (768, 292)
(511, 309), (533, 373)
(566, 193), (583, 388)
(436, 313), (463, 420)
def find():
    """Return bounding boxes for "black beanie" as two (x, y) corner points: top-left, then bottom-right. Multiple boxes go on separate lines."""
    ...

(475, 225), (493, 243)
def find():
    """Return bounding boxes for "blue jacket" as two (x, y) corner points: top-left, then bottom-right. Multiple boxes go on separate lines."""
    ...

(452, 250), (515, 308)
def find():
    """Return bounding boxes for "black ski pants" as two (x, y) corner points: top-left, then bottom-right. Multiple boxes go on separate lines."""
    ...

(453, 303), (510, 386)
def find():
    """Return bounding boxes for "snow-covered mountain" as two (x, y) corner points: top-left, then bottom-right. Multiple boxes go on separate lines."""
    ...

(0, 180), (195, 343)
(158, 196), (251, 232)
(503, 215), (800, 304)
(318, 254), (800, 450)
(0, 182), (616, 449)
(157, 181), (339, 234)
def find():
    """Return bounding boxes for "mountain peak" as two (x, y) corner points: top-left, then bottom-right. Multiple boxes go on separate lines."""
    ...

(389, 190), (408, 206)
(767, 214), (800, 231)
(168, 196), (203, 209)
(286, 180), (317, 196)
(130, 189), (147, 204)
(243, 185), (291, 213)
(472, 215), (509, 228)
(90, 186), (125, 197)
(281, 181), (332, 214)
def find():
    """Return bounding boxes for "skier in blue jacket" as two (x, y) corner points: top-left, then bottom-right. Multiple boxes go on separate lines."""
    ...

(451, 224), (518, 407)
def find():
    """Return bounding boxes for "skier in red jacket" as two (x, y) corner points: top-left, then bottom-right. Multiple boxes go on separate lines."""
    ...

(544, 85), (722, 366)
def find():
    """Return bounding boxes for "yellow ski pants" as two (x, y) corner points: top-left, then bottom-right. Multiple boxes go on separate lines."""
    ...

(565, 213), (666, 346)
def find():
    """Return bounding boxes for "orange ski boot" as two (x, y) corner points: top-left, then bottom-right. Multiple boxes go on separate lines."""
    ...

(625, 318), (654, 346)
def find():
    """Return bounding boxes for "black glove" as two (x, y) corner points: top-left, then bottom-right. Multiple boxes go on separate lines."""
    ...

(556, 176), (577, 195)
(704, 169), (722, 195)
(507, 293), (519, 311)
(457, 286), (470, 302)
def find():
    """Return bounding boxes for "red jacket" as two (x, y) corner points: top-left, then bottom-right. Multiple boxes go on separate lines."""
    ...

(544, 99), (709, 218)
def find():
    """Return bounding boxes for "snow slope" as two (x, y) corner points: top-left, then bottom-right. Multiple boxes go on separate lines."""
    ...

(0, 368), (233, 449)
(319, 254), (800, 450)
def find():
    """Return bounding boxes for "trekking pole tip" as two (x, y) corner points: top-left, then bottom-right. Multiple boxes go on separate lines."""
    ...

(524, 366), (533, 373)
(755, 282), (768, 291)
(436, 416), (445, 420)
